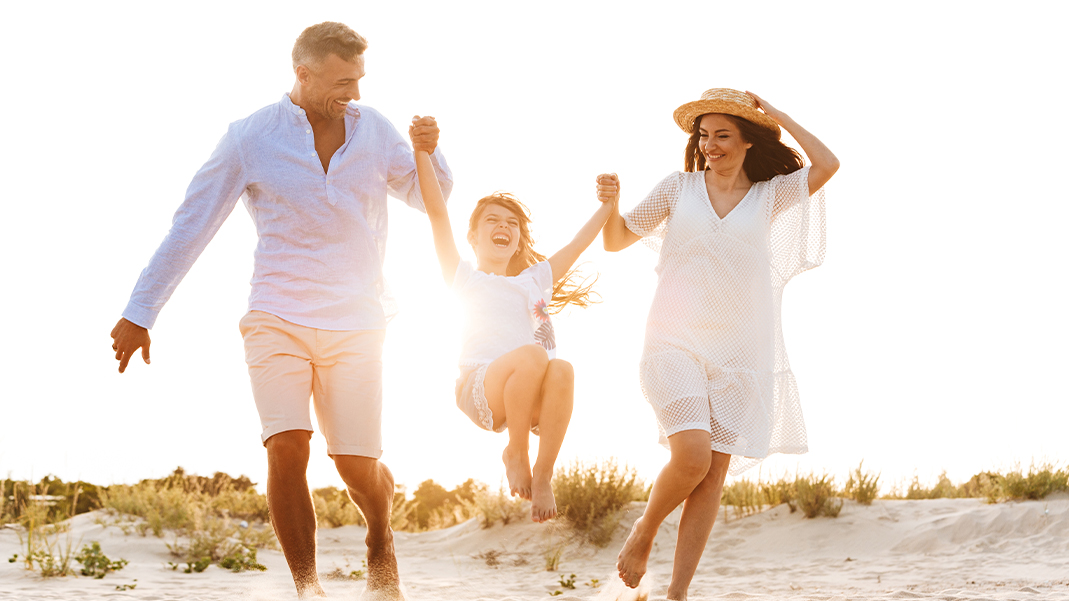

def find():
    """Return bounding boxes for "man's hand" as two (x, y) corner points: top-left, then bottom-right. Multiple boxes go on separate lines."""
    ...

(409, 115), (440, 154)
(110, 317), (151, 373)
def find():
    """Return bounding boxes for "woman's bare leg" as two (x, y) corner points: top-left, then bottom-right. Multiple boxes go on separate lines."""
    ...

(530, 359), (574, 522)
(665, 451), (730, 601)
(482, 344), (549, 500)
(617, 428), (711, 588)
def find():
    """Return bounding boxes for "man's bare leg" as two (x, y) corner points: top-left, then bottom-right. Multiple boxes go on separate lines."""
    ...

(265, 430), (326, 599)
(335, 455), (402, 600)
(530, 358), (574, 522)
(665, 451), (730, 600)
(617, 428), (711, 588)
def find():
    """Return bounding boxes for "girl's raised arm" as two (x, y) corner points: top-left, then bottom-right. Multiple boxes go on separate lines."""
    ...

(548, 192), (615, 283)
(411, 116), (461, 286)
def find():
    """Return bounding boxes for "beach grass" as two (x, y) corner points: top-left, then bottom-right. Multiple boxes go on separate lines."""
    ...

(845, 461), (881, 505)
(552, 459), (645, 547)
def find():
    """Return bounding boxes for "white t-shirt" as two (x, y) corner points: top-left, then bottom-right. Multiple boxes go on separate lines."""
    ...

(452, 260), (556, 367)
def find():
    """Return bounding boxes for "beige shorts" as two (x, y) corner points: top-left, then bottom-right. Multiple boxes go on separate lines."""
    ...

(239, 310), (385, 458)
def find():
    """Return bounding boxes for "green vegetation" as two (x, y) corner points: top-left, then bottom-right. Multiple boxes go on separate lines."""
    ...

(74, 541), (127, 578)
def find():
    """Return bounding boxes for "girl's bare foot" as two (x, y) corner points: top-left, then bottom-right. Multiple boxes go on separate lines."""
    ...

(617, 517), (656, 588)
(531, 473), (556, 522)
(502, 446), (532, 500)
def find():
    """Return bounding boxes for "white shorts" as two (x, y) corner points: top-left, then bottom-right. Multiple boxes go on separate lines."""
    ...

(239, 310), (385, 458)
(455, 363), (539, 435)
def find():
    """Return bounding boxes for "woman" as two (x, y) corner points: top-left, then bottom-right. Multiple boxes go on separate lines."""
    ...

(597, 88), (839, 598)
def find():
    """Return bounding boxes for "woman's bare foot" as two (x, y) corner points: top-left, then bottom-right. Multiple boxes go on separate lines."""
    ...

(502, 446), (532, 500)
(530, 473), (556, 522)
(617, 517), (656, 588)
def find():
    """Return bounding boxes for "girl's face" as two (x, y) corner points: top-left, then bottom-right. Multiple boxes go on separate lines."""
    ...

(698, 114), (752, 171)
(469, 203), (522, 266)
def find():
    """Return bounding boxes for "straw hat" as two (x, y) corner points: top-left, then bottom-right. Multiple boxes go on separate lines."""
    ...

(673, 88), (781, 138)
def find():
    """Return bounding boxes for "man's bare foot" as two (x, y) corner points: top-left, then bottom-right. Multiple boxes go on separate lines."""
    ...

(531, 473), (556, 522)
(617, 517), (656, 588)
(296, 583), (327, 599)
(502, 446), (532, 500)
(363, 528), (405, 601)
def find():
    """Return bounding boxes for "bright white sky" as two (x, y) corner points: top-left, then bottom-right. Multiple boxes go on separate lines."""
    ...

(2, 1), (1066, 496)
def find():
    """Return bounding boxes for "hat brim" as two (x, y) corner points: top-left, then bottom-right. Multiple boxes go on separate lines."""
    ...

(673, 99), (781, 139)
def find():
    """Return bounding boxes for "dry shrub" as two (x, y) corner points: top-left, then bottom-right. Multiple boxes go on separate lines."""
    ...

(553, 459), (644, 547)
(312, 487), (365, 528)
(98, 468), (276, 574)
(759, 473), (797, 510)
(844, 461), (881, 505)
(473, 485), (526, 528)
(720, 479), (763, 520)
(795, 473), (842, 518)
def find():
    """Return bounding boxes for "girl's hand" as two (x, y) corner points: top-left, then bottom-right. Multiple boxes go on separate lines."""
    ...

(745, 91), (789, 126)
(596, 173), (619, 205)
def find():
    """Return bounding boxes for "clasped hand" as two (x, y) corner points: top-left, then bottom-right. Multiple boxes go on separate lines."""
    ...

(409, 115), (440, 153)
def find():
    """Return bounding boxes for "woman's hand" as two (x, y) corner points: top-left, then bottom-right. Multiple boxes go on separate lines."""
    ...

(596, 173), (619, 206)
(745, 91), (789, 126)
(746, 92), (839, 194)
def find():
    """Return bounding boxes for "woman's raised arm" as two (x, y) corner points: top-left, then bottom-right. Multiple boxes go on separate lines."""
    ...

(747, 92), (840, 195)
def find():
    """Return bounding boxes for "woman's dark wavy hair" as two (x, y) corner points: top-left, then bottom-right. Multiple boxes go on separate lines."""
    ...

(468, 192), (599, 314)
(684, 114), (804, 181)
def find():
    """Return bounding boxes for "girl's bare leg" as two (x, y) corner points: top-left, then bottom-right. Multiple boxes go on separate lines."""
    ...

(530, 359), (574, 522)
(617, 428), (711, 588)
(665, 451), (730, 601)
(482, 344), (549, 500)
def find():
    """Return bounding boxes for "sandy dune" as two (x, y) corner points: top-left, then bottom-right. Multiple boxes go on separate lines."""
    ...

(2, 495), (1067, 600)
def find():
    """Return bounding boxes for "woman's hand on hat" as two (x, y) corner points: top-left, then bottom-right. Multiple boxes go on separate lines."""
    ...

(746, 91), (788, 125)
(596, 173), (620, 205)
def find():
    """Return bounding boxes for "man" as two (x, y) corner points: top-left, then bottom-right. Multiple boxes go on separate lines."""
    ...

(109, 22), (451, 599)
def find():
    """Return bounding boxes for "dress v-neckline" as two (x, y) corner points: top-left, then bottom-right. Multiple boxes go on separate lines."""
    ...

(702, 173), (754, 221)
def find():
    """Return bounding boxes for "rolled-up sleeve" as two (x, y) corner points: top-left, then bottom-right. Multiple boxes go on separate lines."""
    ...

(122, 125), (248, 329)
(384, 122), (453, 212)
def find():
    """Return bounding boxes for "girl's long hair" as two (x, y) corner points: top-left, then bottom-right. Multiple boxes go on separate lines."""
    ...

(468, 192), (598, 314)
(684, 114), (804, 180)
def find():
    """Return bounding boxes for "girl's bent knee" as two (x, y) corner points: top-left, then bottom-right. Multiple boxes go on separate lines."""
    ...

(547, 359), (574, 385)
(518, 344), (550, 369)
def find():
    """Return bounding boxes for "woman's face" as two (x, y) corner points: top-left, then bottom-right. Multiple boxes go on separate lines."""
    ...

(469, 203), (521, 265)
(698, 114), (752, 171)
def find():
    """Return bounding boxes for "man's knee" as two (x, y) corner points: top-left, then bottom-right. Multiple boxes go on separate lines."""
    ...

(333, 454), (382, 491)
(265, 430), (313, 465)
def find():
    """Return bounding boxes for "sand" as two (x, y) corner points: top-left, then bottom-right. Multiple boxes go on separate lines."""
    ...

(2, 495), (1067, 600)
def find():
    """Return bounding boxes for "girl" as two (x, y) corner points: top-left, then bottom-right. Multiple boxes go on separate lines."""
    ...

(598, 89), (839, 597)
(410, 117), (614, 522)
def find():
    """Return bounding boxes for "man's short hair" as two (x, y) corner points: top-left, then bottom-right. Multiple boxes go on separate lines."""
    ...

(292, 22), (368, 70)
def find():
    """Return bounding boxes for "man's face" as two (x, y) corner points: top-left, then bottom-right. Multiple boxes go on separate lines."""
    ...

(300, 53), (365, 120)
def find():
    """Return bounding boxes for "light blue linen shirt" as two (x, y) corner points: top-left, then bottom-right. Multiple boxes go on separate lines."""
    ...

(123, 94), (453, 331)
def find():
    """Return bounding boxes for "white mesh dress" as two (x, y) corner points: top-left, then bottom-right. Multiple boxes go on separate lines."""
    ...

(624, 166), (825, 475)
